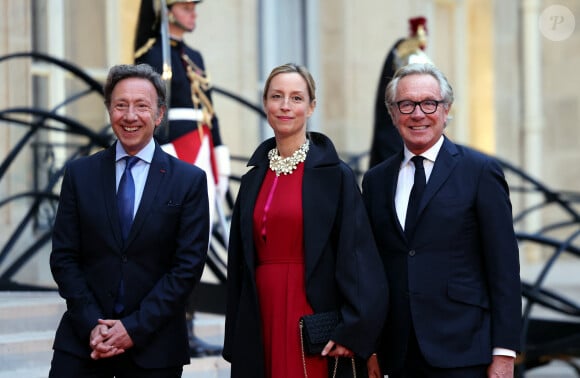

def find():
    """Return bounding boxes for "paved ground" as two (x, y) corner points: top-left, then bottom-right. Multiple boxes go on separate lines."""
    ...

(2, 257), (580, 377)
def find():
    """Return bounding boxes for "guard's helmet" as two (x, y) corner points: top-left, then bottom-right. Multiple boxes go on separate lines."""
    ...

(166, 0), (202, 5)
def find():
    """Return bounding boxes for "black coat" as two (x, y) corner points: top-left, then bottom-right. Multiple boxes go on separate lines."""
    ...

(223, 132), (388, 377)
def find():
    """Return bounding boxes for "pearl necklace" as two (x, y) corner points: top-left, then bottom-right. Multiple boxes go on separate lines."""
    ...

(268, 140), (310, 176)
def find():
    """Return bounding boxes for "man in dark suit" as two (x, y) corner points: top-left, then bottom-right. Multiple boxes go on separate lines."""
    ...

(48, 63), (210, 377)
(362, 63), (521, 377)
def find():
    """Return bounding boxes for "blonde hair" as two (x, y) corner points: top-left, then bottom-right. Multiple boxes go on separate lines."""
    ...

(262, 63), (316, 103)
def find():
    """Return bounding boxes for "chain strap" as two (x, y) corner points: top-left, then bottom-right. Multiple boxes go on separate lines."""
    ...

(299, 319), (356, 378)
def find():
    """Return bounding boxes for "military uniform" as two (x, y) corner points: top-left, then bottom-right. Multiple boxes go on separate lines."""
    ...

(136, 36), (229, 221)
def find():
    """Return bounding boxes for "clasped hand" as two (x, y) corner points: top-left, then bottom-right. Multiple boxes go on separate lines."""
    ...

(89, 319), (134, 360)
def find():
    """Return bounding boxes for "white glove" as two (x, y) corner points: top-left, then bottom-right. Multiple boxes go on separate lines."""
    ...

(214, 145), (231, 200)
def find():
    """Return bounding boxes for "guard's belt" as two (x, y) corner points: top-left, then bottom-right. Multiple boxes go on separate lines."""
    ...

(168, 108), (204, 122)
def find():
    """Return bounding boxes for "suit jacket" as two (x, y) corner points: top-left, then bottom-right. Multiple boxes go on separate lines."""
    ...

(362, 136), (521, 372)
(223, 132), (388, 378)
(50, 141), (210, 369)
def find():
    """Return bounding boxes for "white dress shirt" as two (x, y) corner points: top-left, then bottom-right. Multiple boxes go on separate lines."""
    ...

(395, 135), (442, 229)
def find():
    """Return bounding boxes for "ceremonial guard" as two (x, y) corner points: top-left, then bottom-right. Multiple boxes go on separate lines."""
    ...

(134, 0), (228, 357)
(368, 16), (432, 168)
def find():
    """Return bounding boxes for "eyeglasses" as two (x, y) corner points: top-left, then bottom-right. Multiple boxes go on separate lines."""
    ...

(389, 100), (444, 115)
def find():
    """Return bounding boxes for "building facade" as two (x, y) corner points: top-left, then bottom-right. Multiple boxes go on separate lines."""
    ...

(1, 0), (579, 287)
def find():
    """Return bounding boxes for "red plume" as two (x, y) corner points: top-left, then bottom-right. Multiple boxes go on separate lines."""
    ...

(409, 16), (428, 37)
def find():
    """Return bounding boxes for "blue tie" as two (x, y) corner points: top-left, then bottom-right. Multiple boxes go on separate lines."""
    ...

(405, 156), (426, 239)
(117, 156), (139, 241)
(114, 156), (138, 315)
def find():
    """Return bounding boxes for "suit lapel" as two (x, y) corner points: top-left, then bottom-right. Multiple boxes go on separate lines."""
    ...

(102, 145), (125, 247)
(418, 138), (459, 216)
(302, 158), (340, 283)
(239, 165), (266, 276)
(384, 156), (406, 237)
(126, 145), (168, 246)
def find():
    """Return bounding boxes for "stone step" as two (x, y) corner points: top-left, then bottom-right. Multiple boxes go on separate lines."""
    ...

(183, 356), (231, 378)
(0, 367), (52, 378)
(0, 358), (232, 378)
(0, 291), (65, 335)
(0, 330), (55, 371)
(0, 291), (230, 376)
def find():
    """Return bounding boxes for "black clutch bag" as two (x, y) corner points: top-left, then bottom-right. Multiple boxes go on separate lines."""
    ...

(299, 311), (340, 355)
(299, 311), (357, 378)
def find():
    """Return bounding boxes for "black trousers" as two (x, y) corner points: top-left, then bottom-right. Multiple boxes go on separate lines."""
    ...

(49, 350), (183, 378)
(388, 328), (487, 378)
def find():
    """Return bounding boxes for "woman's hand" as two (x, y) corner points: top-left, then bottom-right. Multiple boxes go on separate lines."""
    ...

(321, 340), (354, 358)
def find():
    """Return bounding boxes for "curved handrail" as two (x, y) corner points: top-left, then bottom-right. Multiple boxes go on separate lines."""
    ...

(517, 229), (580, 375)
(0, 51), (103, 94)
(496, 156), (580, 226)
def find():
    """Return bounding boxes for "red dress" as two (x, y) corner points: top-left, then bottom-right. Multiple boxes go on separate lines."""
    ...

(253, 164), (328, 378)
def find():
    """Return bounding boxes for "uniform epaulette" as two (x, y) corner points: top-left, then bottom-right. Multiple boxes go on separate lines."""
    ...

(134, 37), (157, 59)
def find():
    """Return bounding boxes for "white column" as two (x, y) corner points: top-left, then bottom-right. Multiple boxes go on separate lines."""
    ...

(106, 0), (121, 68)
(521, 0), (544, 262)
(47, 0), (67, 168)
(453, 0), (469, 144)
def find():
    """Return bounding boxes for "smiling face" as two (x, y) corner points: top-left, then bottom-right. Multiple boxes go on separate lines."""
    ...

(391, 73), (450, 155)
(263, 72), (316, 142)
(109, 77), (165, 156)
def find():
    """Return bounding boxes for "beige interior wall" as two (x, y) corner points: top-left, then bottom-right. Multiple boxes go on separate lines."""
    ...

(493, 0), (521, 165)
(319, 2), (348, 151)
(467, 0), (495, 154)
(542, 0), (580, 191)
(189, 1), (261, 167)
(319, 0), (417, 158)
(120, 0), (143, 64)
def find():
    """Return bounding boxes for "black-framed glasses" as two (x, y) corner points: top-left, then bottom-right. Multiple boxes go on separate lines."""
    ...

(390, 100), (444, 114)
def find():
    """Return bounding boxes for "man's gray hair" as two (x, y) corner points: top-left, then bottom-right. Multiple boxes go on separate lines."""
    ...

(385, 63), (454, 122)
(103, 63), (167, 109)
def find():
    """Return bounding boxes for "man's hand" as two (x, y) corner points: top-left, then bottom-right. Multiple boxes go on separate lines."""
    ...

(367, 353), (382, 378)
(89, 319), (134, 360)
(487, 355), (515, 377)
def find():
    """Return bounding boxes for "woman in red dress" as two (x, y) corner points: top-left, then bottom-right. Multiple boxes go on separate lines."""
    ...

(224, 63), (388, 378)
